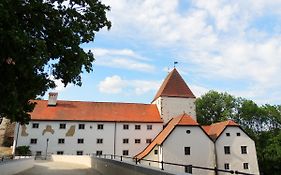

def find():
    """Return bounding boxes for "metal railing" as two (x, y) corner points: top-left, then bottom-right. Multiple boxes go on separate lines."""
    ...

(93, 153), (256, 175)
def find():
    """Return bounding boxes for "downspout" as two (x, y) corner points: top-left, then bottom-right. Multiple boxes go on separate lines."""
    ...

(214, 140), (218, 175)
(113, 122), (116, 157)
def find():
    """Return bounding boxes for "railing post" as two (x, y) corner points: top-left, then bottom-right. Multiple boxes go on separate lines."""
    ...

(104, 154), (106, 158)
(135, 158), (138, 165)
(111, 154), (113, 159)
(121, 156), (122, 161)
(161, 160), (164, 170)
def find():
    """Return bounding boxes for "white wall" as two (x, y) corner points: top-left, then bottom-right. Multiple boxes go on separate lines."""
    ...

(15, 121), (162, 157)
(162, 126), (215, 175)
(0, 157), (34, 175)
(51, 155), (92, 167)
(141, 145), (161, 168)
(216, 127), (259, 175)
(153, 97), (196, 123)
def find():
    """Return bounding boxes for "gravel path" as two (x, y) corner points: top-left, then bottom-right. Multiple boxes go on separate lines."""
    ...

(15, 160), (102, 175)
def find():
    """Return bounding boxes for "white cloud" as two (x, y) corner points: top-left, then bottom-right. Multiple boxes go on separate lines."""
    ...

(98, 75), (160, 95)
(49, 76), (71, 92)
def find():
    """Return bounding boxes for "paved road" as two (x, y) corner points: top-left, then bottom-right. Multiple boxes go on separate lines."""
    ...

(15, 160), (102, 175)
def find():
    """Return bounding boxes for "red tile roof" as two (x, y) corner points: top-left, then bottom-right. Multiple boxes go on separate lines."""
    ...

(135, 114), (198, 159)
(202, 120), (238, 140)
(30, 100), (162, 123)
(152, 68), (195, 102)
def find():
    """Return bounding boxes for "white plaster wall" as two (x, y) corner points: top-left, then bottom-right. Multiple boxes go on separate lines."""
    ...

(15, 121), (163, 157)
(115, 122), (162, 157)
(216, 127), (259, 175)
(0, 157), (34, 175)
(153, 97), (196, 123)
(162, 126), (215, 175)
(141, 145), (161, 168)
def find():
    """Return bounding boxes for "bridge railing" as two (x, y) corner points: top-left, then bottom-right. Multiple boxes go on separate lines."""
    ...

(93, 153), (256, 175)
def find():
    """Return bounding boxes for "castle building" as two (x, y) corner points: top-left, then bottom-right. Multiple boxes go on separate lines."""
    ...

(13, 68), (259, 174)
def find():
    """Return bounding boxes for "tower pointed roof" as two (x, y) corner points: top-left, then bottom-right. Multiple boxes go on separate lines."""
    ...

(152, 68), (195, 102)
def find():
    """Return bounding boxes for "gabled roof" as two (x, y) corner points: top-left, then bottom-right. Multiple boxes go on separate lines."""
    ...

(152, 68), (195, 102)
(30, 100), (162, 123)
(202, 120), (238, 140)
(135, 114), (198, 159)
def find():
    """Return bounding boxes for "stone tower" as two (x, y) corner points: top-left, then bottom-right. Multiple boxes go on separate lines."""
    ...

(152, 68), (196, 124)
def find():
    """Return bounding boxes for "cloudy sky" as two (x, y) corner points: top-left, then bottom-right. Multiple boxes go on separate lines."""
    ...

(44, 0), (281, 105)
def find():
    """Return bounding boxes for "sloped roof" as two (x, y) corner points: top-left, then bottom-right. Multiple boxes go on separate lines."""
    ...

(135, 114), (198, 159)
(30, 100), (162, 123)
(152, 68), (195, 102)
(202, 120), (238, 140)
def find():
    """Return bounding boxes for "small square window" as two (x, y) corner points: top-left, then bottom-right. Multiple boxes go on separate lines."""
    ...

(36, 151), (42, 156)
(224, 146), (230, 154)
(58, 138), (65, 144)
(30, 138), (37, 144)
(78, 138), (84, 144)
(32, 123), (39, 128)
(226, 133), (230, 136)
(78, 124), (85, 130)
(135, 139), (141, 144)
(135, 125), (141, 130)
(146, 139), (152, 144)
(77, 151), (83, 155)
(57, 151), (64, 155)
(59, 123), (66, 129)
(147, 125), (152, 130)
(97, 138), (103, 144)
(224, 163), (230, 170)
(123, 138), (129, 144)
(154, 150), (158, 155)
(237, 132), (241, 136)
(96, 150), (102, 156)
(123, 150), (129, 156)
(243, 163), (249, 169)
(123, 124), (129, 130)
(241, 146), (247, 154)
(97, 124), (104, 130)
(185, 165), (192, 173)
(184, 147), (190, 155)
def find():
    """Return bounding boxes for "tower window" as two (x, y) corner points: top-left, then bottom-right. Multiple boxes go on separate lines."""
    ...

(241, 146), (247, 154)
(243, 163), (249, 169)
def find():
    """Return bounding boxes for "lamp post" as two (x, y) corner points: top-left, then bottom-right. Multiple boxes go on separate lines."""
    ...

(45, 138), (49, 160)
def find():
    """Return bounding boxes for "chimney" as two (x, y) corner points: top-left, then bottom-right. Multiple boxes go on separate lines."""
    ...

(48, 92), (58, 106)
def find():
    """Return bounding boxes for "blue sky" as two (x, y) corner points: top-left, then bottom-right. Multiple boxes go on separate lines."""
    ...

(44, 0), (281, 105)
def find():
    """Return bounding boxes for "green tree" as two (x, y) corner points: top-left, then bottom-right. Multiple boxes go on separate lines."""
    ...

(196, 90), (236, 125)
(0, 0), (111, 123)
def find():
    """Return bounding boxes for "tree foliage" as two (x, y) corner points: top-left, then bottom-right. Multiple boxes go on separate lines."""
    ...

(196, 90), (281, 174)
(0, 0), (111, 123)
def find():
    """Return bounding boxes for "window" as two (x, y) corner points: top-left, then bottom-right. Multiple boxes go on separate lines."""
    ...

(57, 151), (64, 155)
(78, 138), (84, 144)
(146, 139), (152, 144)
(30, 138), (37, 144)
(224, 163), (230, 170)
(241, 146), (247, 154)
(123, 138), (129, 144)
(186, 130), (191, 134)
(237, 132), (241, 136)
(96, 150), (102, 156)
(78, 124), (85, 129)
(184, 147), (190, 155)
(97, 138), (103, 144)
(135, 139), (141, 144)
(36, 151), (42, 156)
(147, 125), (152, 130)
(58, 138), (65, 144)
(226, 133), (230, 136)
(123, 124), (129, 130)
(154, 150), (158, 155)
(97, 124), (104, 130)
(123, 150), (129, 156)
(135, 125), (141, 130)
(32, 123), (39, 128)
(224, 146), (230, 154)
(77, 151), (83, 155)
(243, 163), (249, 169)
(59, 123), (66, 129)
(185, 165), (192, 173)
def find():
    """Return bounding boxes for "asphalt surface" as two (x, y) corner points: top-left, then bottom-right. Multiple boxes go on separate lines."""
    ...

(15, 160), (102, 175)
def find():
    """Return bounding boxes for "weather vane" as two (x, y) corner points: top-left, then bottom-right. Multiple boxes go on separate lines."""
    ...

(173, 61), (178, 68)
